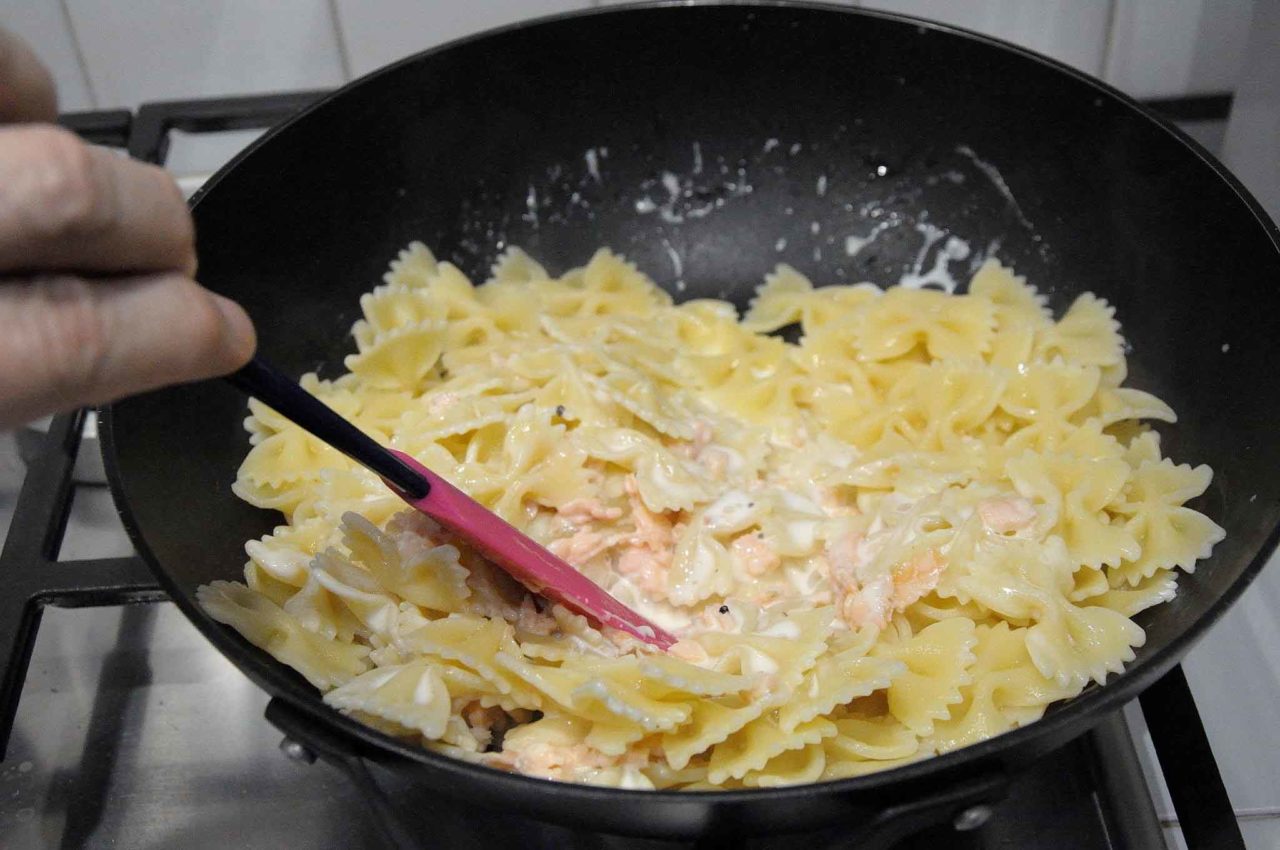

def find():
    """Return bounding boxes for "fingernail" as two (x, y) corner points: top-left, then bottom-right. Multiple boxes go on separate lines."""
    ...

(212, 294), (257, 364)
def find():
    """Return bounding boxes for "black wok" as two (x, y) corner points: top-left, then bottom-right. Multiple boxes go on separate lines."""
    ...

(101, 1), (1280, 842)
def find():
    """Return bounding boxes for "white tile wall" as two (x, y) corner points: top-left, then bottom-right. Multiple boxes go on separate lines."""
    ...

(863, 0), (1112, 77)
(2, 0), (1262, 114)
(1173, 10), (1280, 843)
(1242, 818), (1280, 850)
(64, 0), (347, 108)
(1181, 568), (1280, 816)
(0, 0), (94, 110)
(1223, 0), (1280, 225)
(1122, 553), (1280, 846)
(1164, 816), (1280, 849)
(333, 0), (587, 78)
(1104, 0), (1256, 99)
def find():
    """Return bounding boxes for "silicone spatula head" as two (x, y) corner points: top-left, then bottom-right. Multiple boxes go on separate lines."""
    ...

(387, 451), (678, 650)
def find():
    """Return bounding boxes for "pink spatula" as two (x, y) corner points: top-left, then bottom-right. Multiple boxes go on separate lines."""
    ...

(227, 357), (678, 650)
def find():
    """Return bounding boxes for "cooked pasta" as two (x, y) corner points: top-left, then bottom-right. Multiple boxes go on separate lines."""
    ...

(198, 243), (1223, 789)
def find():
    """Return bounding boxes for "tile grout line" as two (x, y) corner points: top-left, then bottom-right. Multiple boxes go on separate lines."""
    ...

(57, 0), (99, 110)
(1160, 808), (1280, 827)
(324, 0), (354, 83)
(1099, 0), (1121, 84)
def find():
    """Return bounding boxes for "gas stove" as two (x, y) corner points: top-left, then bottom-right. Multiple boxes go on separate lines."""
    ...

(0, 93), (1255, 849)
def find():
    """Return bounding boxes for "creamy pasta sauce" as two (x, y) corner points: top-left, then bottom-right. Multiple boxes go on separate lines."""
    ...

(199, 244), (1222, 789)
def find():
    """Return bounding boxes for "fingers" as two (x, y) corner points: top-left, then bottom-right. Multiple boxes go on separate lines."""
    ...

(0, 272), (256, 429)
(0, 28), (57, 123)
(0, 37), (248, 426)
(0, 126), (196, 276)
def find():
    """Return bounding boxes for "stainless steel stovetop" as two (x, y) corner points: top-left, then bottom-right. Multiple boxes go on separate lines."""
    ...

(2, 600), (392, 848)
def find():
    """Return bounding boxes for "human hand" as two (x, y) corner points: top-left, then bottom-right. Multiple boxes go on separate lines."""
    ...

(0, 27), (255, 429)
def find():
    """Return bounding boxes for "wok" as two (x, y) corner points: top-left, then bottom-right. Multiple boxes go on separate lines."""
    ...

(101, 1), (1280, 842)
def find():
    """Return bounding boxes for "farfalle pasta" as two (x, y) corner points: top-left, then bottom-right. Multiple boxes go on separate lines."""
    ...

(198, 243), (1224, 789)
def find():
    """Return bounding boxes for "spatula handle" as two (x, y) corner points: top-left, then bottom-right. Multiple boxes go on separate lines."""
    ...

(226, 357), (430, 499)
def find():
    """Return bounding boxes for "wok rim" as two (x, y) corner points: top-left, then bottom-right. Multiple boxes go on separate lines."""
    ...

(100, 0), (1280, 812)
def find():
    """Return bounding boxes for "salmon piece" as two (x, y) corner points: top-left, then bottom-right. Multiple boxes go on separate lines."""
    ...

(701, 447), (730, 480)
(839, 574), (893, 630)
(616, 546), (671, 598)
(673, 419), (715, 462)
(543, 495), (631, 572)
(730, 533), (780, 577)
(692, 419), (714, 454)
(668, 639), (710, 664)
(623, 475), (674, 551)
(978, 496), (1037, 534)
(827, 531), (863, 596)
(497, 741), (614, 779)
(548, 530), (620, 566)
(830, 530), (947, 629)
(596, 475), (679, 601)
(556, 498), (624, 526)
(890, 548), (946, 610)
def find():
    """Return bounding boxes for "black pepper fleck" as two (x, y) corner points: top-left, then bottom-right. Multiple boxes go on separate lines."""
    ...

(718, 605), (730, 614)
(555, 405), (566, 417)
(747, 502), (755, 508)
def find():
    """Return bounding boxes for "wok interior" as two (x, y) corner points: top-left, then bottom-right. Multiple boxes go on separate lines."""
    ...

(107, 1), (1280, 797)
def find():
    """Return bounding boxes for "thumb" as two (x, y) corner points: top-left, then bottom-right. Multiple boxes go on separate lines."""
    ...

(0, 273), (256, 428)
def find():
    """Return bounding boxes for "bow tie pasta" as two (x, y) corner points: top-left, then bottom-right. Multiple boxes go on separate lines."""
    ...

(198, 243), (1222, 789)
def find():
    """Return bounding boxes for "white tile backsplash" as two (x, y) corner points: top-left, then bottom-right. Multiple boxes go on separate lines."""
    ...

(861, 0), (1112, 77)
(1104, 0), (1256, 98)
(1222, 0), (1280, 226)
(1180, 558), (1280, 813)
(333, 0), (588, 78)
(65, 0), (347, 109)
(1128, 548), (1280, 822)
(5, 1), (1259, 116)
(0, 1), (94, 110)
(1242, 818), (1280, 850)
(1165, 818), (1280, 850)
